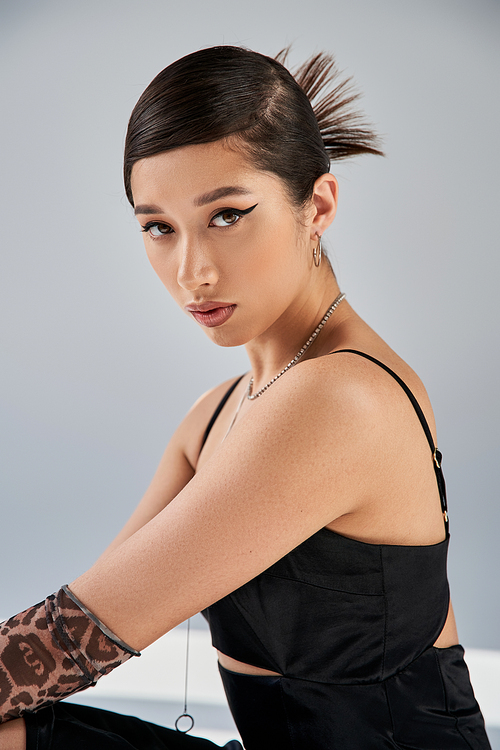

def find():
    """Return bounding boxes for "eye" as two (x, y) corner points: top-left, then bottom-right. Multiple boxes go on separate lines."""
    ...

(141, 221), (172, 237)
(210, 210), (242, 227)
(209, 203), (258, 228)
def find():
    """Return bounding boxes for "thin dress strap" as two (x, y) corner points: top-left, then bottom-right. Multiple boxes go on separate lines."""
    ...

(199, 376), (244, 455)
(330, 349), (449, 533)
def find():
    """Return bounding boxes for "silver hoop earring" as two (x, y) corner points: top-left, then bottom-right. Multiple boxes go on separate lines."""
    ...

(313, 236), (322, 267)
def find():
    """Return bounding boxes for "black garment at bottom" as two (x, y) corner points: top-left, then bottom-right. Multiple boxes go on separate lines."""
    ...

(219, 644), (491, 749)
(24, 703), (243, 750)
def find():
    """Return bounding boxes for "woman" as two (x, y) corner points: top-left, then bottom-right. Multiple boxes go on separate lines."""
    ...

(0, 46), (491, 749)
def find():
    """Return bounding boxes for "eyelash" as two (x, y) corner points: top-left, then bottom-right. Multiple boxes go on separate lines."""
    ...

(140, 204), (258, 238)
(141, 221), (172, 237)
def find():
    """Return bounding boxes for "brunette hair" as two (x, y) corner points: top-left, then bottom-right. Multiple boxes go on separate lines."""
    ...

(124, 46), (383, 208)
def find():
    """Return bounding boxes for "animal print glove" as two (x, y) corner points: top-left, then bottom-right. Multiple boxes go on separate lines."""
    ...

(0, 585), (139, 723)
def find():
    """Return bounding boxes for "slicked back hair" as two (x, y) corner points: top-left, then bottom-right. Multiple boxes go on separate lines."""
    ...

(124, 46), (383, 208)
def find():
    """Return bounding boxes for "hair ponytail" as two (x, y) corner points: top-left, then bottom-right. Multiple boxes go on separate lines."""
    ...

(277, 49), (383, 162)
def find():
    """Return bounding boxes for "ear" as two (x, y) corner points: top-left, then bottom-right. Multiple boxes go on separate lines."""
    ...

(309, 173), (338, 238)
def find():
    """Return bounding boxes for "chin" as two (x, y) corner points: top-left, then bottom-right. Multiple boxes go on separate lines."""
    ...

(200, 324), (253, 349)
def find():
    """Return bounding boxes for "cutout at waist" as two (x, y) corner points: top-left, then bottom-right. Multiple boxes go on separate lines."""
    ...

(216, 599), (458, 678)
(217, 650), (282, 677)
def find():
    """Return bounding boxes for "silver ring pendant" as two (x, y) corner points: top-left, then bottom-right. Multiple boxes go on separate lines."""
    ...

(175, 713), (195, 733)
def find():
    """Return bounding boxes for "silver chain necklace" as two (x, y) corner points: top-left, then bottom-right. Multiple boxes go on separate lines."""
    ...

(247, 292), (345, 400)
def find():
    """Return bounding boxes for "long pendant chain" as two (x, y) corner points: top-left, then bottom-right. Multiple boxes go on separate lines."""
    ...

(247, 292), (345, 400)
(178, 296), (345, 730)
(222, 383), (249, 442)
(174, 618), (195, 733)
(175, 380), (248, 734)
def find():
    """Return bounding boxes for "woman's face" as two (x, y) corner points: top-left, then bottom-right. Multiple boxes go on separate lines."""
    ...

(131, 141), (318, 348)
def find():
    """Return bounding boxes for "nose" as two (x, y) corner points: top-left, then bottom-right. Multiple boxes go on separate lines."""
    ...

(176, 240), (219, 291)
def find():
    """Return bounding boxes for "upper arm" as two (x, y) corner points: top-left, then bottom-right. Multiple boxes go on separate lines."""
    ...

(72, 359), (385, 649)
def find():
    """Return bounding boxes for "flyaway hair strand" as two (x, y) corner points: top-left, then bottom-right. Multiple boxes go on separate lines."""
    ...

(276, 49), (384, 161)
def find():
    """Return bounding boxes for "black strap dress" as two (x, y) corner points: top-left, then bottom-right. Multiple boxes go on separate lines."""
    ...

(24, 351), (491, 749)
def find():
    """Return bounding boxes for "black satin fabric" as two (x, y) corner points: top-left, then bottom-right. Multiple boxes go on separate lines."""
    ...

(204, 529), (450, 682)
(203, 529), (489, 748)
(24, 703), (243, 749)
(219, 646), (489, 749)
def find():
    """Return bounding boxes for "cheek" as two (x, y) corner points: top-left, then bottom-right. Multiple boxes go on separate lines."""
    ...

(236, 220), (299, 279)
(144, 241), (177, 292)
(246, 223), (306, 295)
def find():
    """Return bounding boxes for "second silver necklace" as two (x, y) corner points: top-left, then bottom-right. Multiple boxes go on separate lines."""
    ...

(223, 292), (346, 441)
(247, 292), (345, 400)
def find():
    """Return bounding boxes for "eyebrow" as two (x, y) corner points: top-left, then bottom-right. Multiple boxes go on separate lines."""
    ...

(134, 204), (163, 216)
(134, 186), (253, 216)
(193, 185), (252, 207)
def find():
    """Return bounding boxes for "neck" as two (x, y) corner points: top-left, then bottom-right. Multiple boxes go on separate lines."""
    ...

(244, 275), (344, 393)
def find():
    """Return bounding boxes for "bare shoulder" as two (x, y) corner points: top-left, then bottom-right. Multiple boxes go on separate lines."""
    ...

(255, 346), (438, 473)
(287, 347), (437, 440)
(176, 374), (245, 470)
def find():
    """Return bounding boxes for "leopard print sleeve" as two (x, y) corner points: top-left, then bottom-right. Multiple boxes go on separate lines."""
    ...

(0, 586), (140, 723)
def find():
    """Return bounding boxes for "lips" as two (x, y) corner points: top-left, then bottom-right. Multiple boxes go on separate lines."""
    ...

(185, 303), (236, 328)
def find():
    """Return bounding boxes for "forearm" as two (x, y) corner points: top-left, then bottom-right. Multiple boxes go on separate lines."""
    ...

(0, 586), (139, 724)
(0, 718), (26, 749)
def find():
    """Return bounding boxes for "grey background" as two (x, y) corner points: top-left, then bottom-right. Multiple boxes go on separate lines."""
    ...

(1, 0), (499, 662)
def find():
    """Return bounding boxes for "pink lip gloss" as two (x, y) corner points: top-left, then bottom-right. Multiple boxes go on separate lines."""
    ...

(189, 305), (236, 327)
